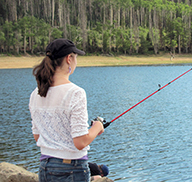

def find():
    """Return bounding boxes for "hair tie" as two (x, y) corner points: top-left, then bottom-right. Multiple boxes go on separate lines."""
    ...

(46, 52), (54, 60)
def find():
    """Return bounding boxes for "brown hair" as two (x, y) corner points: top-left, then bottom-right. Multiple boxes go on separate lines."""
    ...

(33, 55), (64, 97)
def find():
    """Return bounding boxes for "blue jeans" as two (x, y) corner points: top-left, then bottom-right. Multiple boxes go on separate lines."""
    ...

(39, 158), (90, 182)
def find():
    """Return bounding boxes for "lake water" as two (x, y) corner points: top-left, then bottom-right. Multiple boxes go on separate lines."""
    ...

(1, 65), (192, 181)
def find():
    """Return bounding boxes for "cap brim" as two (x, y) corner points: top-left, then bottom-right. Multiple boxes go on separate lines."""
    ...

(73, 47), (85, 55)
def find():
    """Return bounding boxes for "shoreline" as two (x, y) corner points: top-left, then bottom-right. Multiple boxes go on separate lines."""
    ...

(0, 54), (192, 69)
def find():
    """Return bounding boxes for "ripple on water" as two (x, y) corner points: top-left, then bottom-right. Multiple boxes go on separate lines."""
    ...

(1, 66), (192, 180)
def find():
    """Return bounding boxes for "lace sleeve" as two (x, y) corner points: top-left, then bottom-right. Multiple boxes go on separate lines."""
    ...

(31, 121), (39, 134)
(69, 88), (89, 138)
(29, 95), (40, 135)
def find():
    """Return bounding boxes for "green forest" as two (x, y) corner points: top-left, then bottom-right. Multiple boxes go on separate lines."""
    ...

(0, 0), (192, 55)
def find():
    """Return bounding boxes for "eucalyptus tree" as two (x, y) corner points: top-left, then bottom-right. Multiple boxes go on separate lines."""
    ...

(0, 31), (5, 53)
(2, 0), (192, 55)
(5, 0), (17, 22)
(139, 26), (150, 54)
(122, 28), (133, 54)
(87, 22), (103, 53)
(113, 26), (123, 53)
(36, 19), (51, 51)
(145, 0), (158, 54)
(132, 0), (142, 53)
(27, 16), (38, 54)
(51, 27), (63, 39)
(18, 16), (30, 54)
(177, 2), (191, 53)
(102, 20), (113, 53)
(2, 21), (14, 52)
(128, 0), (134, 54)
(173, 17), (183, 54)
(12, 21), (22, 54)
(78, 0), (87, 51)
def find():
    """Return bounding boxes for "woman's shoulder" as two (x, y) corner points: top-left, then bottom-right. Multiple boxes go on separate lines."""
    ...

(29, 87), (38, 106)
(50, 83), (86, 100)
(68, 83), (86, 100)
(29, 87), (38, 98)
(70, 83), (85, 92)
(50, 83), (83, 91)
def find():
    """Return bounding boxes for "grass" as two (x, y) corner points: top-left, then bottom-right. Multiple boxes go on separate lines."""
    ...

(0, 54), (192, 69)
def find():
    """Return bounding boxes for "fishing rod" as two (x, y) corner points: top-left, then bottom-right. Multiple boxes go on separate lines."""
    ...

(95, 68), (192, 128)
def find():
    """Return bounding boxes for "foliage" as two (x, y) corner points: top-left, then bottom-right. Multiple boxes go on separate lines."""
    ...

(1, 0), (192, 55)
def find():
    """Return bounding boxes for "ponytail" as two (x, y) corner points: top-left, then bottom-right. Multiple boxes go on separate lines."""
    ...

(33, 56), (63, 97)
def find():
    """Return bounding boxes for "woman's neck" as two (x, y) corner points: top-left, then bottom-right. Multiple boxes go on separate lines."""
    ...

(52, 70), (71, 86)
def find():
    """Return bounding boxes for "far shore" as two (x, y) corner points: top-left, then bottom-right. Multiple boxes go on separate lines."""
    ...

(0, 54), (192, 69)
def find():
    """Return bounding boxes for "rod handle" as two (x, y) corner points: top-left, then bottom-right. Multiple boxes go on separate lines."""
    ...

(103, 122), (111, 128)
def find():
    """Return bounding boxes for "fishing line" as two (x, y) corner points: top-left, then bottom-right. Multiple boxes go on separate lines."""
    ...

(102, 68), (192, 128)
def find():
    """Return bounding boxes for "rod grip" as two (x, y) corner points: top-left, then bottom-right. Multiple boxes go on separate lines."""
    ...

(103, 122), (111, 128)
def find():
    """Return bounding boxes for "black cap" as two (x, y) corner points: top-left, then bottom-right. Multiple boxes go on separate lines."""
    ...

(46, 38), (85, 60)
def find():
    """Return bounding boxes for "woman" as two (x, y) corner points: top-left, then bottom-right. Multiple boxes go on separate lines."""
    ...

(29, 38), (104, 182)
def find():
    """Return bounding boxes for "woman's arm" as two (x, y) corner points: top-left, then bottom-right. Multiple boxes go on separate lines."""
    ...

(33, 134), (39, 142)
(73, 121), (104, 150)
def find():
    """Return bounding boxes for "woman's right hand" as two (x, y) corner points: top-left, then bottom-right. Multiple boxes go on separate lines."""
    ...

(73, 121), (104, 150)
(91, 121), (104, 135)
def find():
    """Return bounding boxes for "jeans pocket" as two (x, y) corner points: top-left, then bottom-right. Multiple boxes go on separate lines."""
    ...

(84, 168), (90, 182)
(73, 168), (90, 182)
(39, 167), (46, 182)
(48, 169), (73, 182)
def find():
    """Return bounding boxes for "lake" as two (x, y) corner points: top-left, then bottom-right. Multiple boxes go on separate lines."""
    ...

(1, 65), (192, 181)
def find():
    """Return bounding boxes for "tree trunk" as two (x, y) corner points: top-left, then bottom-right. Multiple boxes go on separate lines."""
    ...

(154, 8), (158, 54)
(178, 34), (181, 54)
(79, 0), (87, 50)
(52, 0), (55, 26)
(29, 0), (34, 16)
(24, 30), (26, 54)
(189, 11), (191, 52)
(43, 0), (48, 21)
(117, 7), (120, 27)
(88, 0), (92, 28)
(58, 0), (63, 27)
(103, 3), (106, 25)
(63, 2), (67, 38)
(122, 8), (125, 29)
(129, 7), (133, 55)
(6, 0), (17, 21)
(109, 2), (113, 52)
(47, 0), (51, 24)
(102, 3), (106, 53)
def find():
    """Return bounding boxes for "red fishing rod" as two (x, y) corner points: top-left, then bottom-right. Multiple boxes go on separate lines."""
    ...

(100, 68), (192, 128)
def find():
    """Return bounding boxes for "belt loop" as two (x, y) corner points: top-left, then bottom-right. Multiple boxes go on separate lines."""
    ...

(44, 158), (49, 167)
(44, 158), (48, 163)
(74, 160), (78, 166)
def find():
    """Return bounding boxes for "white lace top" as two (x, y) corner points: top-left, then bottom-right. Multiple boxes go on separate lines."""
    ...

(29, 83), (90, 159)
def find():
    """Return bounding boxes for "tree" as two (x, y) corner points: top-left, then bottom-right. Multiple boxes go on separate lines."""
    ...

(12, 22), (22, 54)
(3, 21), (14, 52)
(1, 0), (192, 55)
(18, 16), (30, 54)
(0, 30), (6, 53)
(139, 27), (150, 54)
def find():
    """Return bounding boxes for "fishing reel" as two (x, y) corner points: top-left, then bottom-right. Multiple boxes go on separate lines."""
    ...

(91, 116), (111, 128)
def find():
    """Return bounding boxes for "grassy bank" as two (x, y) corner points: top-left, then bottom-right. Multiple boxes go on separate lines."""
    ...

(0, 54), (192, 69)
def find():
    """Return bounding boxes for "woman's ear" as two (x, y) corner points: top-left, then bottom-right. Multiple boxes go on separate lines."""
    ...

(66, 55), (71, 64)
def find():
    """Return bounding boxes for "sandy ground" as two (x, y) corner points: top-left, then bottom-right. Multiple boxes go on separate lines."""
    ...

(0, 56), (44, 69)
(0, 55), (192, 69)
